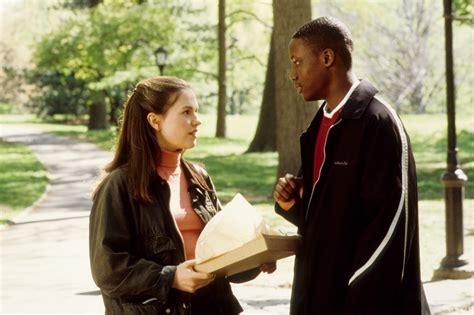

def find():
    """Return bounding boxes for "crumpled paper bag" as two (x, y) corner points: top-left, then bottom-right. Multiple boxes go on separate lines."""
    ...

(195, 193), (278, 264)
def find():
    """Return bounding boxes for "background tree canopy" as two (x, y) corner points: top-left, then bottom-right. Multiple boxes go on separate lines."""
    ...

(0, 0), (472, 131)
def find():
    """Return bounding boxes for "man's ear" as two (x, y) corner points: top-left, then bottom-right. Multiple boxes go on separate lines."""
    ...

(321, 48), (335, 67)
(146, 113), (160, 131)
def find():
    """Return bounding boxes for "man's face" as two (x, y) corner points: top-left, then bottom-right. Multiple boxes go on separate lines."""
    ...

(288, 38), (329, 102)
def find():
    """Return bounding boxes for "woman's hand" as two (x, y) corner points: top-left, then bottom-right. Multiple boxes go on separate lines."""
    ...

(260, 261), (277, 274)
(172, 260), (215, 293)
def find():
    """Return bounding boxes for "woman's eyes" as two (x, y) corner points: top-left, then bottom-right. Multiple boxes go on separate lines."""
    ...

(183, 109), (197, 115)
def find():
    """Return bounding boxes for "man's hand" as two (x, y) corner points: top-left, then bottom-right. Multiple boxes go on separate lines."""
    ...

(273, 174), (302, 211)
(172, 260), (215, 293)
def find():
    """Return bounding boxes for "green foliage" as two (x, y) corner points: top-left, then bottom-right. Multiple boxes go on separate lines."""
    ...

(0, 140), (48, 221)
(0, 103), (15, 114)
(453, 0), (474, 21)
(0, 45), (25, 105)
(26, 70), (90, 117)
(224, 1), (272, 115)
(28, 0), (271, 118)
(30, 2), (178, 119)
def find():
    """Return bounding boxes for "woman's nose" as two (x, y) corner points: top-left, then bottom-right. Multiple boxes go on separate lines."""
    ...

(193, 114), (202, 126)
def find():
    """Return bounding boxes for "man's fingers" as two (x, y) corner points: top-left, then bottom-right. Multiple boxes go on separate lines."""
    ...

(284, 173), (298, 190)
(274, 185), (290, 201)
(274, 176), (296, 201)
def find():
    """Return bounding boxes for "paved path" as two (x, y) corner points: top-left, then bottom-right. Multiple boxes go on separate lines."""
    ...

(1, 124), (473, 314)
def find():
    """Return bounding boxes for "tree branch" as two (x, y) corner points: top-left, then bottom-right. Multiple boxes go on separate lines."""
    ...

(228, 55), (265, 67)
(184, 68), (218, 79)
(226, 9), (272, 29)
(444, 14), (474, 23)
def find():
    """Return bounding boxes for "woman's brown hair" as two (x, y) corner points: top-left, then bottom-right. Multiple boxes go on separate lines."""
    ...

(94, 76), (210, 204)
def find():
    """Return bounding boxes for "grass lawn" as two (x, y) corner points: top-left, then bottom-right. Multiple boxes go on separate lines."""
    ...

(402, 114), (473, 200)
(0, 139), (48, 224)
(1, 112), (472, 281)
(2, 112), (470, 202)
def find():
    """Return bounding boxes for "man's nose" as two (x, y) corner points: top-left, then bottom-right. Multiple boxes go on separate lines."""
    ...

(289, 66), (297, 81)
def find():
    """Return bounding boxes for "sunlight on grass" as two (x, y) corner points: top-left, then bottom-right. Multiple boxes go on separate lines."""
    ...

(0, 114), (39, 124)
(196, 114), (258, 141)
(187, 137), (248, 159)
(401, 113), (473, 199)
(0, 140), (48, 221)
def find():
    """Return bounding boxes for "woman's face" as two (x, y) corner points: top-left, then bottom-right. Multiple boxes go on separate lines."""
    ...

(155, 89), (201, 152)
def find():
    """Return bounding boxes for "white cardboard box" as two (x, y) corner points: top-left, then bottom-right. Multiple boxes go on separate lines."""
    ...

(194, 234), (302, 277)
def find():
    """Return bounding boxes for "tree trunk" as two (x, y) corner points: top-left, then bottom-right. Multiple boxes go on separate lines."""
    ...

(247, 32), (276, 153)
(273, 0), (315, 177)
(88, 92), (109, 130)
(216, 0), (227, 138)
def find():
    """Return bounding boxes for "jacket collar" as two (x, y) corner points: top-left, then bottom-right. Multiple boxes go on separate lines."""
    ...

(340, 79), (378, 120)
(180, 159), (210, 191)
(151, 158), (200, 187)
(302, 79), (378, 138)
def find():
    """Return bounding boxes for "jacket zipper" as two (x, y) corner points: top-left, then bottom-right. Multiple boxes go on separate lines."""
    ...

(305, 119), (342, 222)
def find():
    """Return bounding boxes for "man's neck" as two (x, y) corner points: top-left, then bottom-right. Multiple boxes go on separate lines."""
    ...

(326, 72), (358, 112)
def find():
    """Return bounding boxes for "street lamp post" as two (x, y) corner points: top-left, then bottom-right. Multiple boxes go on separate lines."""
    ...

(154, 46), (168, 75)
(433, 0), (472, 280)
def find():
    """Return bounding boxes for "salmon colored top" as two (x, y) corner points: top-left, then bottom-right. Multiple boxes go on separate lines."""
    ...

(156, 149), (204, 260)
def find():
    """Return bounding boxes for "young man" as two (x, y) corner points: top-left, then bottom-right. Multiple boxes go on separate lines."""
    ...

(273, 16), (431, 314)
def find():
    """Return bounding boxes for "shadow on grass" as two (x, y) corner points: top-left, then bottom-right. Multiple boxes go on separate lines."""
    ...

(0, 141), (48, 211)
(49, 129), (117, 151)
(411, 128), (473, 200)
(411, 128), (473, 155)
(192, 152), (278, 204)
(417, 166), (473, 200)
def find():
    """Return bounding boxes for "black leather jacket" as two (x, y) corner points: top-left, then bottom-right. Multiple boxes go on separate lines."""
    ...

(90, 160), (249, 315)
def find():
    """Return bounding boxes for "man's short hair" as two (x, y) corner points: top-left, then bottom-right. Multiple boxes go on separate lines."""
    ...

(292, 16), (353, 70)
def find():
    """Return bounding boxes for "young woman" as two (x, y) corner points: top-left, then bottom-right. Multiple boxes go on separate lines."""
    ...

(89, 76), (274, 315)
